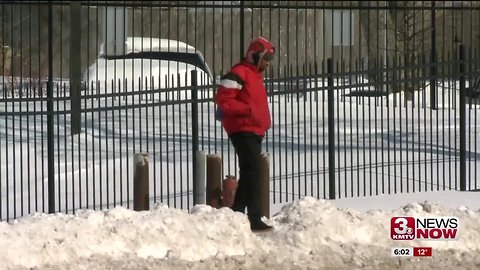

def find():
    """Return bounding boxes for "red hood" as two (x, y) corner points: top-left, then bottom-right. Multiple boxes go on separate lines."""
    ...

(245, 37), (275, 66)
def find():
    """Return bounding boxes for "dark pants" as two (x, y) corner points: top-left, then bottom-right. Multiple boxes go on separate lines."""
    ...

(229, 132), (263, 218)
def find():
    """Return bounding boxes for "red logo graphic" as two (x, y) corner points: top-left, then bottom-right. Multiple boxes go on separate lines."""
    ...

(391, 217), (415, 240)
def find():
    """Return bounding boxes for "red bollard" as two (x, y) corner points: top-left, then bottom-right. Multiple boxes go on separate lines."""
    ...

(222, 175), (238, 208)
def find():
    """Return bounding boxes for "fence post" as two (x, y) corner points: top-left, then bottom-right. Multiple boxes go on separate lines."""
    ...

(47, 2), (55, 214)
(430, 0), (437, 110)
(260, 152), (270, 218)
(206, 154), (222, 208)
(459, 44), (467, 191)
(327, 58), (336, 199)
(134, 153), (149, 211)
(240, 0), (245, 59)
(70, 1), (81, 135)
(191, 70), (200, 204)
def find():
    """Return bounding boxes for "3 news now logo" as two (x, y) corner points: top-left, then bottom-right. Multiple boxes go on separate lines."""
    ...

(391, 216), (460, 241)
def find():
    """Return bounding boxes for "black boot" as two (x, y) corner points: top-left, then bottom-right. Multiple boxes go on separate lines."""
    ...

(248, 216), (273, 232)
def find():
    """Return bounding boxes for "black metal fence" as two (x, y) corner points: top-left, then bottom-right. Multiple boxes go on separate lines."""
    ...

(1, 1), (480, 221)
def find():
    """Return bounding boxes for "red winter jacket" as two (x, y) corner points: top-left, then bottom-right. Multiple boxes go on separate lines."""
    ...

(214, 61), (271, 137)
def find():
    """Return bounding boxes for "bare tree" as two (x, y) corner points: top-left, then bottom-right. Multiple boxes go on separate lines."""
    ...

(359, 1), (437, 103)
(387, 1), (435, 102)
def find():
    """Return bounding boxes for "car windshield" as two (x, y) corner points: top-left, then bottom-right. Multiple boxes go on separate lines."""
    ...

(103, 51), (212, 77)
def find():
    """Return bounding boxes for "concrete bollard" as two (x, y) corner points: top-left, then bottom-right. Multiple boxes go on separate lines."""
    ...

(133, 153), (149, 211)
(195, 151), (207, 205)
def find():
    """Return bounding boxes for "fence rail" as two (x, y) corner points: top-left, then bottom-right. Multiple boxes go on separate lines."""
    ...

(1, 1), (480, 221)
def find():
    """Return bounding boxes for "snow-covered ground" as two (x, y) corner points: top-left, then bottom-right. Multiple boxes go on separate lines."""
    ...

(0, 190), (479, 270)
(1, 78), (480, 269)
(2, 79), (480, 218)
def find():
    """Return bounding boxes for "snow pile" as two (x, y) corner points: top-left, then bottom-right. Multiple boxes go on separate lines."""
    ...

(0, 197), (479, 270)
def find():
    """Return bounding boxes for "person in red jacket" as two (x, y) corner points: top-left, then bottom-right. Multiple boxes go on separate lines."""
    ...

(214, 37), (274, 232)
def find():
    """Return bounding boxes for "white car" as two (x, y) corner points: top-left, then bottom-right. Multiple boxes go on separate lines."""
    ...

(83, 37), (213, 99)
